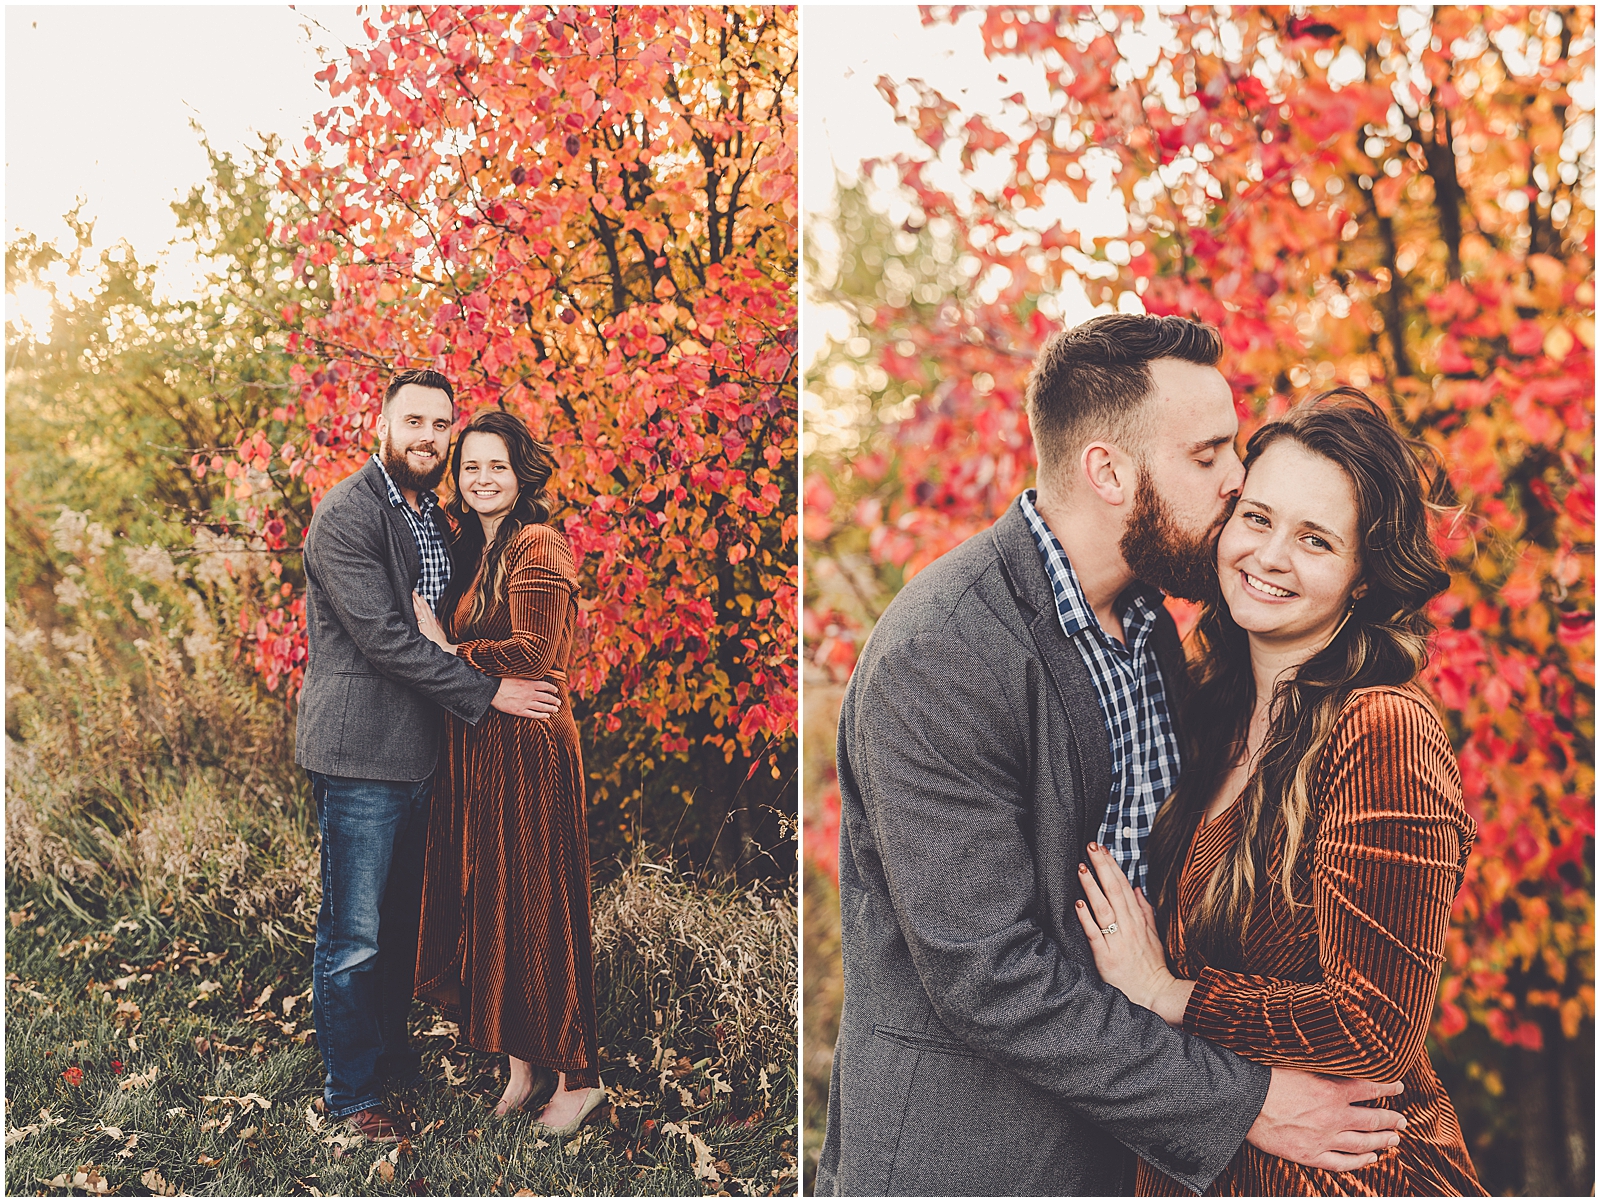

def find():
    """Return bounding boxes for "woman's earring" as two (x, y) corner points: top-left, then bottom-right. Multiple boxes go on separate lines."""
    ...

(1327, 599), (1358, 642)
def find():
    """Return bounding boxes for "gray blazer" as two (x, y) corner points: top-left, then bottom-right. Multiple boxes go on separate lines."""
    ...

(294, 457), (499, 781)
(814, 501), (1271, 1197)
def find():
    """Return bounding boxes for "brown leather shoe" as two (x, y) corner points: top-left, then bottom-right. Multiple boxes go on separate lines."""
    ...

(343, 1106), (402, 1143)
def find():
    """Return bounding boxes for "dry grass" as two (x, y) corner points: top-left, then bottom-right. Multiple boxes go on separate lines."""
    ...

(593, 863), (797, 1091)
(5, 520), (798, 1194)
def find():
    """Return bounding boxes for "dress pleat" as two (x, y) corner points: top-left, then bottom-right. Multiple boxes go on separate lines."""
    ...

(415, 524), (599, 1089)
(1137, 685), (1485, 1197)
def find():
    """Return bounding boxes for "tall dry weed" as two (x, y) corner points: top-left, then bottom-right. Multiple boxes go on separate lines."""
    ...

(6, 510), (316, 940)
(591, 862), (797, 1089)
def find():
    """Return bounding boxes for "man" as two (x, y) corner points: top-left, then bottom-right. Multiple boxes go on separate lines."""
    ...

(295, 368), (561, 1140)
(815, 315), (1408, 1195)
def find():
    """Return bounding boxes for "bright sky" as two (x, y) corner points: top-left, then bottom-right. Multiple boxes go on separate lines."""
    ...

(5, 5), (373, 329)
(800, 7), (1130, 414)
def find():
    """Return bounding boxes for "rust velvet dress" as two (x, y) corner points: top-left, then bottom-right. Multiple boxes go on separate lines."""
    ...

(1138, 685), (1485, 1197)
(415, 524), (599, 1090)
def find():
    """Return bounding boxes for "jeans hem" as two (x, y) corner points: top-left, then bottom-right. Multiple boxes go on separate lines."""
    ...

(329, 1097), (384, 1120)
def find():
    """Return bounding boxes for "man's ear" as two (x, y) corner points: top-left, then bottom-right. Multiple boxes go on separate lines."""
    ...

(1081, 441), (1134, 507)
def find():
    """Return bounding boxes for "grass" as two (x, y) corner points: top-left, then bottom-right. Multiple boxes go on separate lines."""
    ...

(4, 545), (799, 1196)
(3, 880), (797, 1198)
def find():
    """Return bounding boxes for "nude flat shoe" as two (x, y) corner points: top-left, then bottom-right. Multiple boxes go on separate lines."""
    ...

(533, 1079), (607, 1138)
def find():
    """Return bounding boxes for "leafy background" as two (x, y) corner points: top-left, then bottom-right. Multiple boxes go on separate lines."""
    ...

(7, 6), (799, 1196)
(802, 6), (1593, 1195)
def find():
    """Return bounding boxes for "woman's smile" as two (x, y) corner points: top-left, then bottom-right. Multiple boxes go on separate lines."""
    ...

(1239, 570), (1297, 600)
(1217, 440), (1363, 651)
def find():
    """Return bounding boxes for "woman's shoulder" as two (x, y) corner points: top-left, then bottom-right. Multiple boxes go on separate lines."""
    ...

(507, 522), (577, 570)
(1333, 682), (1448, 739)
(1318, 682), (1466, 816)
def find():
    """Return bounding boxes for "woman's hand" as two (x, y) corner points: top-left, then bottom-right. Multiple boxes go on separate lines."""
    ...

(1074, 842), (1196, 1025)
(412, 591), (457, 655)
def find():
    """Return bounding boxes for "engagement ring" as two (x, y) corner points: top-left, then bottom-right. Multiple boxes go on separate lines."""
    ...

(1100, 923), (1118, 936)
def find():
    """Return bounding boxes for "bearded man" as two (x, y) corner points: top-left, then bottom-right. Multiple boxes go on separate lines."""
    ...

(296, 368), (560, 1140)
(814, 315), (1409, 1195)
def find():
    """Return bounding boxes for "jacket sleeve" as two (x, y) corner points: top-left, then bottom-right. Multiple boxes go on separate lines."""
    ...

(852, 631), (1270, 1192)
(1181, 690), (1471, 1081)
(454, 526), (574, 680)
(304, 497), (499, 725)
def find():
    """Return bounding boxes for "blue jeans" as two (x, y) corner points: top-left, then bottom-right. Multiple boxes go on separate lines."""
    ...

(308, 771), (431, 1118)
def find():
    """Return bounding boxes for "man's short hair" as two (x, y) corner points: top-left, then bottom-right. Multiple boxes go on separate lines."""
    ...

(382, 368), (455, 415)
(1025, 314), (1222, 485)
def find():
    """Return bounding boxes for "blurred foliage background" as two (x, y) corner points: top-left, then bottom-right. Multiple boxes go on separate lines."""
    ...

(803, 6), (1593, 1195)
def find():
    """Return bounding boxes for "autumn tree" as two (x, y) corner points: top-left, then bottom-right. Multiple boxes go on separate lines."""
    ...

(6, 139), (329, 611)
(805, 6), (1592, 1190)
(204, 6), (798, 875)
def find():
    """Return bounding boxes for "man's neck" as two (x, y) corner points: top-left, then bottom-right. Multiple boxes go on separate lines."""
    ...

(1032, 488), (1136, 643)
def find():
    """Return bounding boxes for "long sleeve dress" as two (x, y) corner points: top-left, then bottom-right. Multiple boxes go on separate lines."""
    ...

(1138, 685), (1485, 1197)
(414, 523), (599, 1090)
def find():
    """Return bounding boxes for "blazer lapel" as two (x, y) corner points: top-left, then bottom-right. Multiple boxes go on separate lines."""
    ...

(362, 458), (422, 586)
(991, 503), (1114, 940)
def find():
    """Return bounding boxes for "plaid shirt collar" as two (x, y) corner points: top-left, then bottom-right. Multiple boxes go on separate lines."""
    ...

(372, 453), (441, 520)
(1018, 490), (1163, 652)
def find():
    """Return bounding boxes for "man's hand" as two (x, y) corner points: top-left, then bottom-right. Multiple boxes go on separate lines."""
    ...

(1246, 1067), (1406, 1171)
(490, 677), (561, 719)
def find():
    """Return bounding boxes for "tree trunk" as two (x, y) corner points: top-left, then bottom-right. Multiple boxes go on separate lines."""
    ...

(1514, 1040), (1560, 1194)
(1425, 108), (1465, 280)
(1554, 1025), (1594, 1193)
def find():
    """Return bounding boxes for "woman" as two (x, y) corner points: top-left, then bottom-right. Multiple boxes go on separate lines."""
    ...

(1076, 389), (1485, 1195)
(411, 409), (605, 1134)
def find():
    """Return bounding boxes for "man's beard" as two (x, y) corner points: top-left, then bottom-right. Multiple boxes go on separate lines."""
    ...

(1119, 466), (1223, 603)
(382, 436), (448, 493)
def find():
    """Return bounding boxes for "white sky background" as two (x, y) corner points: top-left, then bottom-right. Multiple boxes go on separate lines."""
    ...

(800, 6), (1131, 434)
(6, 5), (373, 328)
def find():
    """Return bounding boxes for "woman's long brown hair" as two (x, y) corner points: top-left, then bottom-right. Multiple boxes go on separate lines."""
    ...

(1146, 388), (1457, 969)
(437, 409), (557, 639)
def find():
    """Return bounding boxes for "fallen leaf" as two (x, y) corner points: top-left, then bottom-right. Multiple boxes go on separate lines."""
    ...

(121, 1067), (159, 1092)
(38, 1165), (110, 1195)
(62, 1066), (84, 1086)
(440, 1055), (469, 1086)
(197, 1154), (221, 1167)
(140, 1167), (179, 1196)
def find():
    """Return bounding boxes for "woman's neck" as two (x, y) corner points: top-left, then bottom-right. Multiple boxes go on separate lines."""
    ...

(1246, 635), (1317, 715)
(478, 513), (503, 545)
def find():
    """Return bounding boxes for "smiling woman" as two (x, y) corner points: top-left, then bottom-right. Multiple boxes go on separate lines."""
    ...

(1218, 441), (1367, 660)
(1118, 389), (1484, 1195)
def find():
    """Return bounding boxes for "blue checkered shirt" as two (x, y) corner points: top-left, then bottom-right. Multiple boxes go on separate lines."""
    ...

(1019, 491), (1180, 891)
(372, 454), (452, 607)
